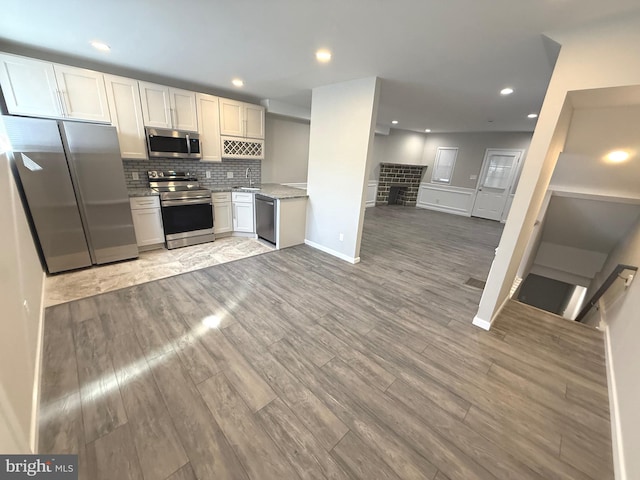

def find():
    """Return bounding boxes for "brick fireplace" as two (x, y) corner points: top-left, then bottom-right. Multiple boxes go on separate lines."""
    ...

(376, 163), (427, 206)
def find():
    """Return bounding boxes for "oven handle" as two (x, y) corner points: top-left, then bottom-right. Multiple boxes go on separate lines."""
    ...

(162, 198), (212, 207)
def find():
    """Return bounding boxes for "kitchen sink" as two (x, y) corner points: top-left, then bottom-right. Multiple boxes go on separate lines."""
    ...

(234, 186), (261, 191)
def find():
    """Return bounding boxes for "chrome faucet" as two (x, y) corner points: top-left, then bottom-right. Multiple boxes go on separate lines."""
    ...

(246, 167), (253, 187)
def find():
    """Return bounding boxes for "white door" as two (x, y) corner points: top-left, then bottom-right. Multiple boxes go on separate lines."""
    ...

(54, 65), (111, 123)
(104, 75), (147, 159)
(131, 208), (165, 246)
(214, 202), (233, 234)
(471, 149), (523, 221)
(0, 53), (61, 118)
(196, 93), (222, 161)
(169, 88), (198, 132)
(233, 202), (254, 232)
(219, 98), (244, 136)
(139, 82), (172, 128)
(245, 104), (265, 139)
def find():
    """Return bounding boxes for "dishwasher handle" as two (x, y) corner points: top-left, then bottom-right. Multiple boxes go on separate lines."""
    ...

(256, 195), (274, 206)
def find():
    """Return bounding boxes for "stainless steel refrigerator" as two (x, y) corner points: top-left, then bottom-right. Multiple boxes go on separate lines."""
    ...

(2, 115), (138, 273)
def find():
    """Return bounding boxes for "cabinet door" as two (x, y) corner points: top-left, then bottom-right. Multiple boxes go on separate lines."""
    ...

(104, 75), (147, 159)
(233, 202), (254, 232)
(131, 207), (165, 246)
(139, 81), (172, 128)
(170, 88), (198, 132)
(219, 98), (244, 136)
(197, 93), (222, 162)
(0, 53), (61, 118)
(245, 103), (265, 139)
(54, 65), (111, 123)
(214, 202), (233, 234)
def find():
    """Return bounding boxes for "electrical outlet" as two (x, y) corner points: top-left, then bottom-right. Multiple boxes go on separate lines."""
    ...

(227, 172), (234, 179)
(132, 172), (139, 181)
(339, 233), (344, 241)
(205, 171), (211, 179)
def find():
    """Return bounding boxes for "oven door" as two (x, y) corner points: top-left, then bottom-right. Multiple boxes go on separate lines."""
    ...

(160, 198), (214, 239)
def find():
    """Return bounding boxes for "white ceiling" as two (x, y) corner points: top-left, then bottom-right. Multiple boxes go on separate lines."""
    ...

(1, 0), (640, 133)
(542, 196), (640, 253)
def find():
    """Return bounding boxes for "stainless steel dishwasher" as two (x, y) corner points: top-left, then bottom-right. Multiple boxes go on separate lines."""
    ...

(255, 194), (276, 244)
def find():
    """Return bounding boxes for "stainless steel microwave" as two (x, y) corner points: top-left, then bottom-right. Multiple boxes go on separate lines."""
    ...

(145, 128), (202, 159)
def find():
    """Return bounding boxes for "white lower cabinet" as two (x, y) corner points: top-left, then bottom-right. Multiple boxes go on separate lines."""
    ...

(212, 192), (233, 234)
(231, 191), (255, 233)
(130, 197), (164, 248)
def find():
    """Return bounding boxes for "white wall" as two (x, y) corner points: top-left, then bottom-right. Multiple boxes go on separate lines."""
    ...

(369, 129), (426, 180)
(305, 77), (380, 263)
(369, 130), (532, 189)
(423, 132), (532, 188)
(474, 14), (640, 479)
(595, 216), (640, 480)
(550, 105), (640, 199)
(532, 241), (607, 284)
(0, 149), (46, 453)
(262, 114), (310, 184)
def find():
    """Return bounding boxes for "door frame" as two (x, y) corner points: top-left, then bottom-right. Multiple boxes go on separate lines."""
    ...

(471, 148), (525, 220)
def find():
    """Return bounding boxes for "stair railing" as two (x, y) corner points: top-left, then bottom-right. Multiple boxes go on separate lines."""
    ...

(575, 264), (637, 322)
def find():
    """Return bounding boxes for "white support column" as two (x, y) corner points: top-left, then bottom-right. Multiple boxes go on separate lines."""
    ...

(305, 77), (380, 263)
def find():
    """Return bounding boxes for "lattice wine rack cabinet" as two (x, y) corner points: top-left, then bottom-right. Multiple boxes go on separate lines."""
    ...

(221, 136), (265, 159)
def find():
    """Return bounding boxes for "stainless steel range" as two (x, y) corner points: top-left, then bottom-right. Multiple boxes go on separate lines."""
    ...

(149, 171), (214, 249)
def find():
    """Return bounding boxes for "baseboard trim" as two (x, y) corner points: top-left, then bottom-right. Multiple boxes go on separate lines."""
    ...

(604, 323), (626, 480)
(304, 239), (360, 264)
(30, 271), (47, 453)
(472, 315), (492, 330)
(416, 203), (470, 216)
(473, 294), (511, 331)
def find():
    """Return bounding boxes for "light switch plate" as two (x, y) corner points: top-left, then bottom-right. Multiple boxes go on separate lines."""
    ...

(227, 172), (233, 179)
(470, 174), (478, 180)
(206, 171), (211, 179)
(132, 172), (139, 181)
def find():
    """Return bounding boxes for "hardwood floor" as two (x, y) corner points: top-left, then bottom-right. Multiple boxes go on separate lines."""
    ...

(39, 206), (613, 480)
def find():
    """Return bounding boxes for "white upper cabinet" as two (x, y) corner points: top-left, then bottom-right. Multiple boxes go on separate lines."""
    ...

(104, 74), (147, 160)
(139, 82), (172, 128)
(219, 98), (244, 136)
(170, 88), (198, 132)
(0, 53), (62, 118)
(54, 65), (111, 123)
(245, 103), (265, 139)
(219, 98), (264, 139)
(139, 82), (197, 131)
(0, 53), (111, 122)
(196, 93), (222, 162)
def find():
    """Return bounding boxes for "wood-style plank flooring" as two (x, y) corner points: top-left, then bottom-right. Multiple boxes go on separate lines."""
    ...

(39, 206), (613, 480)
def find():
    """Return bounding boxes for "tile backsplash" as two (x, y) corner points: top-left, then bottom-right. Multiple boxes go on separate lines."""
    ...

(122, 158), (262, 189)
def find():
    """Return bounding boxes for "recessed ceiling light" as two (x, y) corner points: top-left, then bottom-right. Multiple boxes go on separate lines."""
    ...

(424, 129), (431, 133)
(90, 41), (110, 52)
(605, 150), (630, 163)
(500, 87), (514, 95)
(391, 120), (399, 125)
(315, 49), (332, 63)
(232, 78), (244, 87)
(527, 113), (538, 118)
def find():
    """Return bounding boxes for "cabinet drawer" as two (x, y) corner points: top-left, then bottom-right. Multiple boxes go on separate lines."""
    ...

(232, 192), (253, 203)
(130, 196), (160, 209)
(212, 192), (231, 203)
